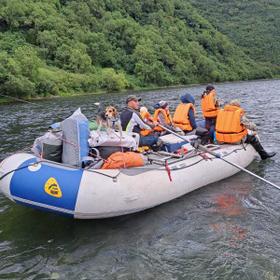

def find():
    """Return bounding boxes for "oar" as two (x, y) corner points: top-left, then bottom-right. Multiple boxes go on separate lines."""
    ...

(158, 124), (280, 190)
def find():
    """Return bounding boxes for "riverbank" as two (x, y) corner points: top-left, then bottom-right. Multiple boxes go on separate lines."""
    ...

(0, 84), (181, 105)
(1, 77), (279, 105)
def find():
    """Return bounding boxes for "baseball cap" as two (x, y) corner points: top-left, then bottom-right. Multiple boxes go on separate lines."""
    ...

(126, 95), (141, 104)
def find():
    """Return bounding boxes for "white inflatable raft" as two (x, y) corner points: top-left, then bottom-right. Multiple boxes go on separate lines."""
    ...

(0, 143), (258, 219)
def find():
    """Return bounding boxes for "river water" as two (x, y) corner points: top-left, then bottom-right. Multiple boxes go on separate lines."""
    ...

(0, 80), (280, 279)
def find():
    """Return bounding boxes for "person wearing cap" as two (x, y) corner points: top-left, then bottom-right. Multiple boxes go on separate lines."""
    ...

(201, 85), (220, 130)
(153, 100), (173, 134)
(215, 99), (276, 160)
(173, 93), (197, 133)
(120, 95), (159, 147)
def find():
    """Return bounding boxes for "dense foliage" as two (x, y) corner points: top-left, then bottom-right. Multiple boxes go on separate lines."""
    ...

(0, 0), (277, 98)
(189, 0), (280, 67)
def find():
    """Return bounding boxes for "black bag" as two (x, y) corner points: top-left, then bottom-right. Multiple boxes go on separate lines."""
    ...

(42, 142), (62, 162)
(195, 127), (210, 145)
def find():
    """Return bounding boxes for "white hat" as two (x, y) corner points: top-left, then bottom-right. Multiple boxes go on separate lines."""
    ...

(229, 99), (241, 107)
(140, 106), (148, 113)
(159, 100), (168, 108)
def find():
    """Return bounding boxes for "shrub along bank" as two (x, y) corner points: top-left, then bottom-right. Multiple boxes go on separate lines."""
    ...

(0, 0), (276, 100)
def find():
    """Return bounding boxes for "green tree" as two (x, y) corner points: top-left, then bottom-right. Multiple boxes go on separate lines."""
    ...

(54, 43), (92, 73)
(100, 68), (129, 91)
(0, 0), (277, 100)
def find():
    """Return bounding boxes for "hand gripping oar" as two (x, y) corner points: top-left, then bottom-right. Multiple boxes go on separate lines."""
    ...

(158, 124), (280, 190)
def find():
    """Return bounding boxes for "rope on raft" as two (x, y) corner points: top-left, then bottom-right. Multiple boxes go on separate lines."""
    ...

(0, 145), (251, 184)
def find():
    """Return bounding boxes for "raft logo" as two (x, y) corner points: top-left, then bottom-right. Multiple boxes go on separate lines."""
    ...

(44, 177), (62, 198)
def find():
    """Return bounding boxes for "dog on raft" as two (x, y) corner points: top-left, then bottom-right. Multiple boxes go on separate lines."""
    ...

(95, 103), (122, 136)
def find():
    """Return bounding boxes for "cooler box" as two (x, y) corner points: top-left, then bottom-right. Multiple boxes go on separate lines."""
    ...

(159, 134), (195, 153)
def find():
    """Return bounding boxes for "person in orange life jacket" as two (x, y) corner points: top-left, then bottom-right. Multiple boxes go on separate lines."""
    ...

(153, 100), (173, 135)
(215, 99), (276, 160)
(120, 95), (158, 147)
(139, 106), (155, 136)
(140, 106), (154, 126)
(173, 93), (197, 133)
(201, 85), (220, 130)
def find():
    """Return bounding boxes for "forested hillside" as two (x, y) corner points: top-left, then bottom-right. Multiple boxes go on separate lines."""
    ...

(189, 0), (280, 66)
(0, 0), (276, 98)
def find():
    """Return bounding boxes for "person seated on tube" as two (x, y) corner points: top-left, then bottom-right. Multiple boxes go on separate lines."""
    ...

(140, 106), (154, 126)
(173, 93), (197, 134)
(152, 100), (174, 135)
(215, 99), (276, 160)
(152, 100), (185, 136)
(139, 106), (156, 137)
(120, 95), (159, 148)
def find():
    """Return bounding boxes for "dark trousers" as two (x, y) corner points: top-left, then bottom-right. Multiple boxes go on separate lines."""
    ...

(139, 135), (158, 147)
(205, 117), (216, 141)
(205, 117), (216, 130)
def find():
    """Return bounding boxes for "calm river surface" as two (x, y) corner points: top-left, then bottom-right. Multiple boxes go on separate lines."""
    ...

(0, 80), (280, 280)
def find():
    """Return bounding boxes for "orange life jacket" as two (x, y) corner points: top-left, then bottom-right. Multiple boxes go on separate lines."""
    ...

(201, 90), (218, 118)
(173, 103), (195, 131)
(140, 111), (153, 136)
(153, 108), (172, 132)
(215, 105), (248, 143)
(102, 152), (144, 169)
(140, 111), (152, 121)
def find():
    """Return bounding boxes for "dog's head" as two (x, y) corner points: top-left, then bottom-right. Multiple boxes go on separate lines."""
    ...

(105, 106), (118, 119)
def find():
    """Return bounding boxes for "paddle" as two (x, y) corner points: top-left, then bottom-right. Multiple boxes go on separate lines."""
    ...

(158, 124), (280, 190)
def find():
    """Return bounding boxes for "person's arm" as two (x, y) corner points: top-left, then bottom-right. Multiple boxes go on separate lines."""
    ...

(158, 112), (173, 129)
(133, 112), (152, 130)
(143, 115), (155, 127)
(188, 108), (197, 129)
(214, 95), (219, 107)
(158, 112), (167, 125)
(241, 115), (257, 131)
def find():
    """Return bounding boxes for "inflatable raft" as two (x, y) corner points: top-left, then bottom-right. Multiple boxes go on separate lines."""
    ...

(0, 142), (258, 219)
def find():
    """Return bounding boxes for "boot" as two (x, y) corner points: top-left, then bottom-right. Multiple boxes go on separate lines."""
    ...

(249, 136), (276, 160)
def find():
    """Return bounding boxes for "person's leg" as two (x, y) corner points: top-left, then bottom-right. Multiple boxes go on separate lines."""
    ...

(203, 118), (216, 142)
(139, 135), (158, 147)
(246, 135), (276, 160)
(205, 118), (211, 130)
(209, 126), (215, 142)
